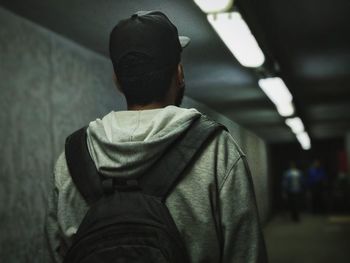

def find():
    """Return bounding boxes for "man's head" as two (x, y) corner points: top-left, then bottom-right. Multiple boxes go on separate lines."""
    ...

(109, 11), (190, 108)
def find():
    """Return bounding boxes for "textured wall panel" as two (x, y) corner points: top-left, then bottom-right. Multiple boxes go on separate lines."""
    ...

(0, 7), (126, 262)
(0, 7), (53, 262)
(0, 7), (270, 262)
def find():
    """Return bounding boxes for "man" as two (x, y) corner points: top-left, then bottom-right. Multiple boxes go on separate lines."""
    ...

(282, 161), (304, 222)
(46, 11), (267, 262)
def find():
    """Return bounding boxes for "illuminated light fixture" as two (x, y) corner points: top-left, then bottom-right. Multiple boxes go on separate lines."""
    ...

(258, 77), (292, 105)
(285, 117), (305, 134)
(194, 0), (234, 14)
(276, 103), (295, 117)
(296, 131), (311, 150)
(207, 12), (265, 68)
(258, 77), (295, 117)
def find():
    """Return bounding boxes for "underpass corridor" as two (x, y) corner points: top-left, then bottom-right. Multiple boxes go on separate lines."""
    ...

(1, 1), (350, 262)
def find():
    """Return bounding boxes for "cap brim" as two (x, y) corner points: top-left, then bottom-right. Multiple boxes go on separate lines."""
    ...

(179, 36), (191, 48)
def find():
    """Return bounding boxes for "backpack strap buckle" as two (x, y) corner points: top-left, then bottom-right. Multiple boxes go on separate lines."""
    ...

(115, 179), (141, 192)
(102, 178), (140, 194)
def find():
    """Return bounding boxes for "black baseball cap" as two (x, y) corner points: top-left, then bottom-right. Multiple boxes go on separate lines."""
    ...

(109, 11), (190, 74)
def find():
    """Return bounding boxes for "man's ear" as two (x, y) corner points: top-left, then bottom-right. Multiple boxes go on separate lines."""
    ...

(113, 73), (123, 94)
(176, 63), (185, 87)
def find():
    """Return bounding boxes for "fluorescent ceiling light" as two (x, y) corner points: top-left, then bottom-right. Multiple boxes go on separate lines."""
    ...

(285, 117), (305, 134)
(276, 103), (295, 117)
(258, 77), (293, 105)
(207, 12), (265, 68)
(194, 0), (234, 14)
(296, 131), (311, 150)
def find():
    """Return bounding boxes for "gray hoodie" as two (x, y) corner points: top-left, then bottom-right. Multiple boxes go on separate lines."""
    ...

(46, 105), (267, 262)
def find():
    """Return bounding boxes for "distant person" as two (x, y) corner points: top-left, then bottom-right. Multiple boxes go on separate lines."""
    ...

(307, 160), (327, 213)
(45, 11), (267, 263)
(282, 162), (304, 221)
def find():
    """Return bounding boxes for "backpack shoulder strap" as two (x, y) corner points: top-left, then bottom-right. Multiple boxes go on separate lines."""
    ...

(64, 116), (227, 204)
(139, 115), (227, 200)
(65, 126), (104, 205)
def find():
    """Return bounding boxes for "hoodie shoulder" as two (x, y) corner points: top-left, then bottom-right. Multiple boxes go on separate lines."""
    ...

(208, 126), (246, 184)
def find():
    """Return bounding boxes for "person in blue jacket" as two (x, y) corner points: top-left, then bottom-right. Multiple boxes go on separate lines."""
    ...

(282, 161), (304, 221)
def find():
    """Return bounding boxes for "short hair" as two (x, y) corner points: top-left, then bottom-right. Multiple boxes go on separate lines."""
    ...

(115, 52), (179, 106)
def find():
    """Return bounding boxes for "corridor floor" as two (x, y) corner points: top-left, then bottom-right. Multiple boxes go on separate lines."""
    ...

(264, 214), (350, 263)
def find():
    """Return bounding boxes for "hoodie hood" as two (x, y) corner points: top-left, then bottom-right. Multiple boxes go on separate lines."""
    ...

(86, 105), (201, 178)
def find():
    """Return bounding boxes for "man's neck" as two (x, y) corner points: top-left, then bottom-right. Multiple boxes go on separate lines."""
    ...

(127, 102), (172, 111)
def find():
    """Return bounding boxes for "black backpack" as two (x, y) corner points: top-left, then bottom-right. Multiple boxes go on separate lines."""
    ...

(63, 115), (225, 263)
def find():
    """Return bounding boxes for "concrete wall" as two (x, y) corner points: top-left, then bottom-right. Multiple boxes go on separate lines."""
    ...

(0, 7), (270, 262)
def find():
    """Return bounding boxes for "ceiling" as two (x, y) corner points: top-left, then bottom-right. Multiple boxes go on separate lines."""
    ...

(1, 0), (349, 143)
